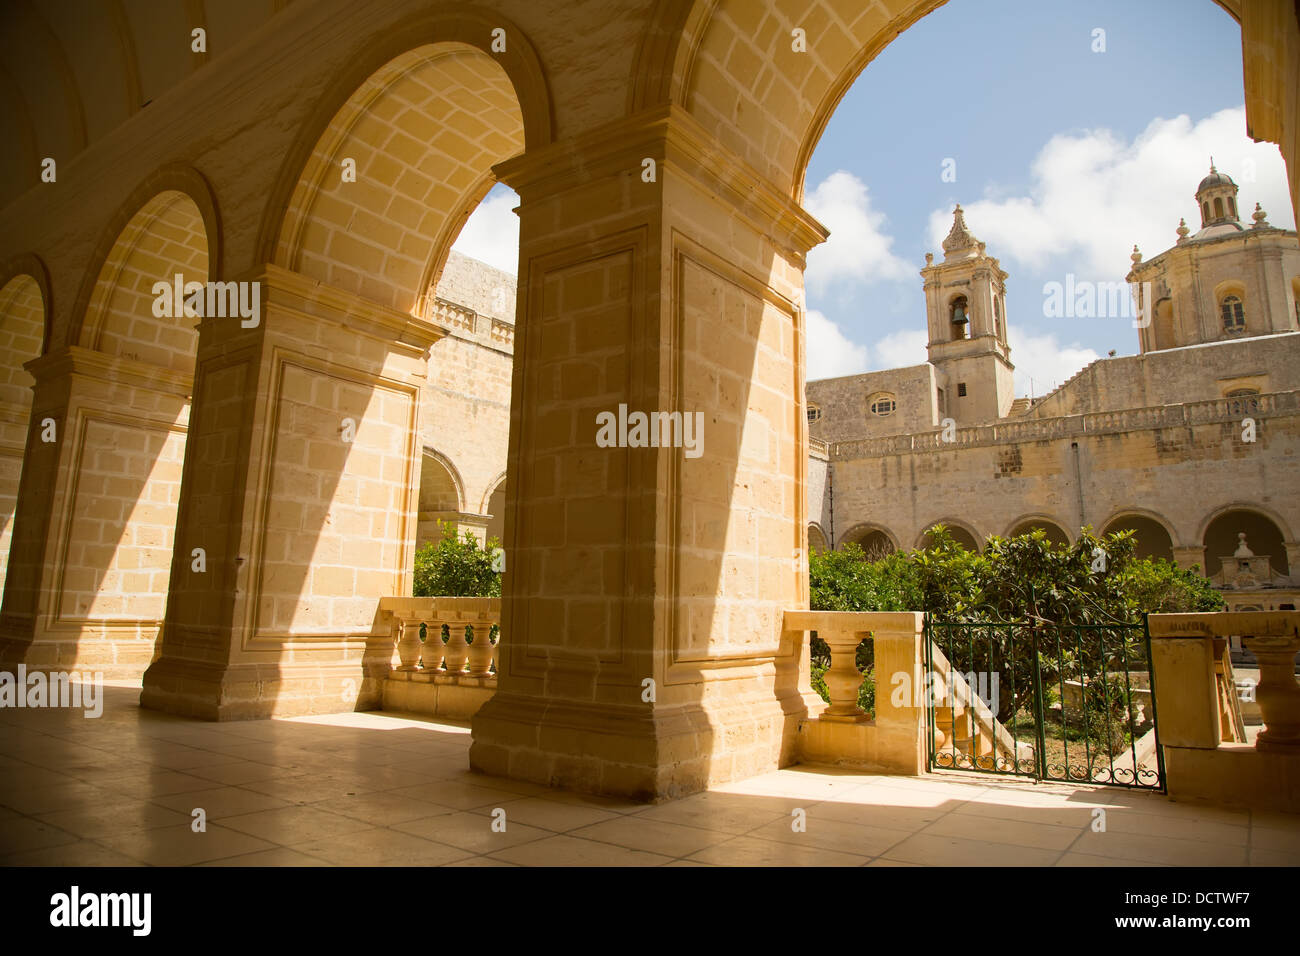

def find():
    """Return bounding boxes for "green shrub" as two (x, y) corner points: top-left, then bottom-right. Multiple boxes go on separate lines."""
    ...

(412, 521), (502, 598)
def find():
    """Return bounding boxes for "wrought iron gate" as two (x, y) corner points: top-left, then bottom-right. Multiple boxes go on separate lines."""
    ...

(923, 613), (1165, 790)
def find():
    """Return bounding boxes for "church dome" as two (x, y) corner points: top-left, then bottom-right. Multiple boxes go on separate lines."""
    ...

(1197, 168), (1235, 192)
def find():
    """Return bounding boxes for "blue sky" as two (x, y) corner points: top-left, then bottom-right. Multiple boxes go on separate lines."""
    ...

(455, 0), (1295, 397)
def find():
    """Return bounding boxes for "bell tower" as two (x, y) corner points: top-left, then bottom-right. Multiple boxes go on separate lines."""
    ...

(922, 205), (1016, 424)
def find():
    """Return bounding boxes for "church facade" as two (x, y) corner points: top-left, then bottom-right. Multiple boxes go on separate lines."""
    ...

(806, 167), (1300, 613)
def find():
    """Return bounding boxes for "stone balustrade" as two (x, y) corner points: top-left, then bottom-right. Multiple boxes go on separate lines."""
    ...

(377, 597), (501, 719)
(421, 295), (515, 354)
(783, 610), (927, 774)
(1149, 610), (1300, 811)
(830, 388), (1300, 461)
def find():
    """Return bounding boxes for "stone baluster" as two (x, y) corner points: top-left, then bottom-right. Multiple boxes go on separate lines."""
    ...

(466, 621), (494, 677)
(1244, 634), (1300, 752)
(443, 620), (470, 675)
(421, 618), (445, 672)
(820, 629), (869, 721)
(395, 618), (421, 671)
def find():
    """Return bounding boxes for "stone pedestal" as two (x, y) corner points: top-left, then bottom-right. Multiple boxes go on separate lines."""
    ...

(469, 107), (828, 800)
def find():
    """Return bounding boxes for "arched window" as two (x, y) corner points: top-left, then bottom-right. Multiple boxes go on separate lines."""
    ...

(806, 403), (822, 424)
(1214, 197), (1225, 219)
(869, 393), (896, 417)
(1225, 388), (1259, 398)
(1220, 294), (1245, 333)
(1202, 201), (1210, 222)
(1228, 196), (1236, 219)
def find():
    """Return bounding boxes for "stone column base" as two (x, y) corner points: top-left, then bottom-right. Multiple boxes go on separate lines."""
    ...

(0, 630), (161, 681)
(469, 686), (808, 803)
(139, 653), (388, 720)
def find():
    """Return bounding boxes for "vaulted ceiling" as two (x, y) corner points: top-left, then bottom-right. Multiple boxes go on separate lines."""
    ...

(0, 0), (292, 210)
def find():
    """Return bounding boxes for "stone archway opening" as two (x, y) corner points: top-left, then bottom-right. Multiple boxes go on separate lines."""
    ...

(1203, 508), (1289, 577)
(0, 274), (45, 597)
(1008, 518), (1071, 548)
(1102, 513), (1175, 562)
(3, 191), (209, 678)
(141, 37), (536, 718)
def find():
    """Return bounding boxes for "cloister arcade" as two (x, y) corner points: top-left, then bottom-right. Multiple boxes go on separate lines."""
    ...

(0, 0), (1295, 801)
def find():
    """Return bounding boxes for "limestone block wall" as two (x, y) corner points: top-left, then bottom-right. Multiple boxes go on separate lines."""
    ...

(435, 250), (518, 323)
(807, 364), (936, 442)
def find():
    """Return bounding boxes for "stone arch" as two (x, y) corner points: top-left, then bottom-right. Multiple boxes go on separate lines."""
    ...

(1100, 509), (1176, 562)
(1200, 505), (1291, 576)
(77, 191), (210, 371)
(66, 164), (221, 353)
(807, 522), (828, 554)
(259, 8), (553, 315)
(661, 0), (1246, 202)
(838, 522), (899, 557)
(0, 253), (54, 357)
(917, 519), (981, 552)
(0, 263), (50, 597)
(417, 449), (466, 548)
(4, 181), (216, 676)
(1006, 515), (1072, 547)
(482, 471), (508, 544)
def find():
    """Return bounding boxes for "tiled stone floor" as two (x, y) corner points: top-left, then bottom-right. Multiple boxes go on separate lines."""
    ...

(2, 684), (1297, 866)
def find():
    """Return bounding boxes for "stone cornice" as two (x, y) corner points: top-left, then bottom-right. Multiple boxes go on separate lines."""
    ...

(1128, 225), (1298, 280)
(254, 264), (445, 355)
(493, 104), (829, 257)
(25, 344), (193, 396)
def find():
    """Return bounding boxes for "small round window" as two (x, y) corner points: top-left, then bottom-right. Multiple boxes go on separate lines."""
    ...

(807, 404), (822, 423)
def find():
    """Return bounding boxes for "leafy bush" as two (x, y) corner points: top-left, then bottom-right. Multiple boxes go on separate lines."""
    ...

(412, 521), (502, 598)
(805, 524), (1225, 721)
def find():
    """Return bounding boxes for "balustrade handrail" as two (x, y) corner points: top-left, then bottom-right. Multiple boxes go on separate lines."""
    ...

(379, 596), (502, 679)
(828, 388), (1300, 461)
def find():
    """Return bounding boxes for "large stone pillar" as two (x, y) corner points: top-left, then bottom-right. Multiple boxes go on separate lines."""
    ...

(0, 347), (191, 677)
(469, 106), (828, 800)
(140, 266), (440, 718)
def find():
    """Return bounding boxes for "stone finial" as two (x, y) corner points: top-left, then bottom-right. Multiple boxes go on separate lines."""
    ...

(1252, 202), (1270, 228)
(1176, 217), (1189, 243)
(1234, 532), (1254, 559)
(924, 252), (934, 266)
(1130, 244), (1142, 266)
(941, 204), (980, 255)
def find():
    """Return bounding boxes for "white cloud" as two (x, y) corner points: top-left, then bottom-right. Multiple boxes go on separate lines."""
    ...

(805, 171), (912, 288)
(1007, 323), (1099, 398)
(871, 329), (927, 369)
(451, 187), (520, 274)
(927, 107), (1294, 278)
(806, 308), (869, 380)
